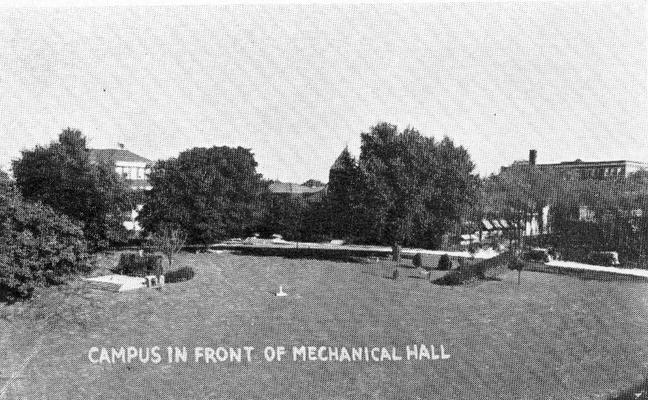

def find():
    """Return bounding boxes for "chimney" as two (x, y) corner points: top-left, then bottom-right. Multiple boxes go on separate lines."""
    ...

(529, 149), (537, 165)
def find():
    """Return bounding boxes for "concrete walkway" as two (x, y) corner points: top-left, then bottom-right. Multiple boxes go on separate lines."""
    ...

(83, 274), (147, 292)
(545, 260), (648, 279)
(213, 241), (500, 259)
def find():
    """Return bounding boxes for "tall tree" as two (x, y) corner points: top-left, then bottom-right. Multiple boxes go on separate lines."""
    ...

(12, 128), (130, 250)
(0, 179), (89, 301)
(257, 194), (308, 241)
(139, 146), (265, 245)
(356, 123), (479, 249)
(328, 146), (363, 239)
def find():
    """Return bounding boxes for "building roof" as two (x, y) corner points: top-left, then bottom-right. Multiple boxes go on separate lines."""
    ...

(88, 149), (152, 164)
(268, 182), (327, 195)
(538, 159), (648, 168)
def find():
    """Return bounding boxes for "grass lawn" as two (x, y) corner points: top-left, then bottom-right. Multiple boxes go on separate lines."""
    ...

(2, 252), (648, 399)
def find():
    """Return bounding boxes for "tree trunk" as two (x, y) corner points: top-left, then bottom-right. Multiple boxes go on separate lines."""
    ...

(392, 243), (401, 262)
(518, 270), (521, 285)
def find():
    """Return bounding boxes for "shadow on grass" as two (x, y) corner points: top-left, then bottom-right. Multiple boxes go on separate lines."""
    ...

(229, 248), (391, 263)
(608, 377), (648, 399)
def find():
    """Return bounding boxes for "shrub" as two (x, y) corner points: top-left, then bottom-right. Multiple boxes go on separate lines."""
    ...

(113, 252), (163, 277)
(433, 252), (512, 286)
(521, 249), (550, 263)
(508, 257), (525, 272)
(149, 227), (187, 269)
(437, 254), (452, 270)
(412, 253), (423, 269)
(508, 257), (526, 285)
(165, 267), (195, 283)
(0, 195), (90, 302)
(587, 251), (620, 266)
(434, 268), (484, 285)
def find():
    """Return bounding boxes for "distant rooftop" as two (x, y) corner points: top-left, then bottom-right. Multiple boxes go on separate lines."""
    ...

(540, 159), (648, 167)
(268, 182), (327, 194)
(88, 149), (152, 164)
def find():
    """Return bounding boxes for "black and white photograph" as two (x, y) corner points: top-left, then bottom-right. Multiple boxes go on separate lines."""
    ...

(1, 1), (648, 398)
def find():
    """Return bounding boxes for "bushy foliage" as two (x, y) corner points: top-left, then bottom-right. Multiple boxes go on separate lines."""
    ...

(0, 187), (90, 301)
(356, 123), (479, 249)
(149, 227), (187, 269)
(328, 146), (364, 240)
(139, 146), (265, 245)
(508, 257), (526, 285)
(165, 266), (195, 283)
(434, 252), (512, 286)
(412, 253), (423, 268)
(587, 251), (619, 266)
(521, 249), (550, 263)
(113, 253), (162, 277)
(508, 257), (525, 272)
(257, 192), (309, 241)
(437, 254), (452, 270)
(12, 129), (130, 250)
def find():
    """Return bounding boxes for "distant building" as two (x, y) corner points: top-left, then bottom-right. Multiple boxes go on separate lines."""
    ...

(512, 149), (648, 180)
(268, 181), (327, 202)
(89, 148), (153, 190)
(89, 147), (153, 231)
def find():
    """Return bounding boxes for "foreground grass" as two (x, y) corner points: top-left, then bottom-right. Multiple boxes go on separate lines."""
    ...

(1, 252), (648, 399)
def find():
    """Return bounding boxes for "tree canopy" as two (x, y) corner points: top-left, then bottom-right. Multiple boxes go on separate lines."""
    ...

(353, 123), (479, 248)
(327, 146), (363, 239)
(12, 128), (130, 250)
(139, 146), (265, 244)
(0, 181), (89, 301)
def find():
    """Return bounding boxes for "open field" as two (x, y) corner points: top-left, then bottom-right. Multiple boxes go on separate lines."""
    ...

(2, 252), (648, 399)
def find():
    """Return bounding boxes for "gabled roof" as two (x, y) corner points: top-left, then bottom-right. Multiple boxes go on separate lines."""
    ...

(88, 149), (152, 164)
(268, 182), (327, 194)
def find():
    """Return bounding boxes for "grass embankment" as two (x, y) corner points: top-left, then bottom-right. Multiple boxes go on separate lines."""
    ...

(1, 253), (648, 399)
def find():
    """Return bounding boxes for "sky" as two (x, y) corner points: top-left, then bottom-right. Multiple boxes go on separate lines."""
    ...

(0, 1), (647, 183)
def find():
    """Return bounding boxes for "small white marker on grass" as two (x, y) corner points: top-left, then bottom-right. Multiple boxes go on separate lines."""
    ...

(275, 285), (287, 297)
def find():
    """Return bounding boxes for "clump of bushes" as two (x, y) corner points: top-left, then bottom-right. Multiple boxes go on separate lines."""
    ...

(165, 267), (195, 283)
(587, 251), (620, 266)
(113, 252), (163, 277)
(434, 268), (485, 286)
(433, 252), (512, 286)
(412, 253), (423, 269)
(521, 248), (550, 263)
(437, 254), (452, 270)
(0, 193), (90, 302)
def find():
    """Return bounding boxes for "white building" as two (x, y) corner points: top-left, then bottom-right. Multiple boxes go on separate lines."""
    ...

(89, 148), (152, 231)
(89, 148), (152, 190)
